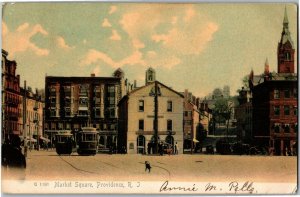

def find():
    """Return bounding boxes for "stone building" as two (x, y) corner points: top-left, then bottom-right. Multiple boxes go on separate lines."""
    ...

(118, 68), (184, 154)
(44, 69), (127, 151)
(249, 8), (297, 155)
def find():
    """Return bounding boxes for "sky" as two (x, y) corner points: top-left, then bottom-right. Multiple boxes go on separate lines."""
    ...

(2, 3), (297, 98)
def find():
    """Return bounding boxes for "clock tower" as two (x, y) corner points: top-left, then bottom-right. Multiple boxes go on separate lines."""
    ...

(277, 7), (295, 73)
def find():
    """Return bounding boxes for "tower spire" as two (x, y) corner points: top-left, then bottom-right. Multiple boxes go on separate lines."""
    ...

(264, 58), (270, 79)
(283, 6), (289, 25)
(277, 6), (295, 74)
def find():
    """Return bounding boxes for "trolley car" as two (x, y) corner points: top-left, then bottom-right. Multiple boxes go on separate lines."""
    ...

(55, 130), (73, 155)
(77, 127), (99, 155)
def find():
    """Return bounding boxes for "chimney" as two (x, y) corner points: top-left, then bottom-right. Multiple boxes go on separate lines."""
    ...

(91, 73), (95, 77)
(134, 80), (137, 88)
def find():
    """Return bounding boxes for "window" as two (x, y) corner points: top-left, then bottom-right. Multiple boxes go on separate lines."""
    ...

(109, 108), (115, 118)
(284, 124), (290, 133)
(185, 120), (192, 125)
(284, 90), (290, 98)
(293, 88), (298, 98)
(138, 119), (144, 131)
(79, 98), (88, 107)
(184, 111), (188, 117)
(294, 107), (298, 116)
(285, 52), (291, 61)
(274, 89), (280, 99)
(167, 119), (172, 131)
(65, 107), (71, 117)
(108, 85), (115, 93)
(108, 97), (115, 105)
(95, 108), (101, 117)
(274, 106), (280, 116)
(167, 101), (173, 112)
(50, 97), (56, 103)
(139, 100), (144, 111)
(50, 109), (56, 117)
(58, 123), (63, 130)
(274, 123), (280, 133)
(284, 105), (290, 115)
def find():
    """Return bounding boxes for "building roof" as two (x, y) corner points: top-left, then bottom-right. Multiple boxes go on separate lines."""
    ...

(280, 7), (294, 49)
(118, 80), (184, 106)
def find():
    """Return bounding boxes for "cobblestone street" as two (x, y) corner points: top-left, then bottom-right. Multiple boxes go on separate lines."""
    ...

(2, 149), (297, 183)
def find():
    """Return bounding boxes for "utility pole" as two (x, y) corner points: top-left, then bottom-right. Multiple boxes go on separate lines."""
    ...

(23, 80), (27, 157)
(154, 81), (158, 154)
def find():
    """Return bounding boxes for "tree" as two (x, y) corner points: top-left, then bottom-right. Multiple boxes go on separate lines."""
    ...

(212, 97), (234, 140)
(212, 88), (223, 100)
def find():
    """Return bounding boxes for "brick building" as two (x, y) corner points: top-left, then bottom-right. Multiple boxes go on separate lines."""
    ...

(2, 49), (44, 146)
(249, 8), (297, 155)
(44, 69), (126, 151)
(2, 49), (21, 141)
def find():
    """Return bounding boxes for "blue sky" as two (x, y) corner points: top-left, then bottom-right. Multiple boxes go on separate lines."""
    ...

(2, 3), (297, 97)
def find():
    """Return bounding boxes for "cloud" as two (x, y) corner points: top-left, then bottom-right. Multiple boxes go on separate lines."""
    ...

(83, 5), (217, 71)
(119, 5), (218, 55)
(80, 49), (144, 68)
(2, 22), (49, 57)
(152, 22), (218, 55)
(57, 36), (74, 50)
(109, 6), (117, 14)
(145, 51), (181, 69)
(110, 29), (121, 41)
(83, 39), (87, 44)
(132, 39), (145, 49)
(102, 18), (112, 27)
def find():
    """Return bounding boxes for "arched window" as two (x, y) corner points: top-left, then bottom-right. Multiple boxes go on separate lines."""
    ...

(137, 135), (145, 154)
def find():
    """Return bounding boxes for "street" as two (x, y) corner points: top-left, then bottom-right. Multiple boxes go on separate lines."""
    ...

(2, 149), (297, 183)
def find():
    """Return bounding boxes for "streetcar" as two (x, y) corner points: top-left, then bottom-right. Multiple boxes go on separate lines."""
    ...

(55, 130), (73, 155)
(77, 127), (99, 155)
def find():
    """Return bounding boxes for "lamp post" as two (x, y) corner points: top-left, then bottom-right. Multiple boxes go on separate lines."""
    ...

(149, 81), (159, 154)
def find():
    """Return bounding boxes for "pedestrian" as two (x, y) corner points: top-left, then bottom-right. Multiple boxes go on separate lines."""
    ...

(2, 135), (26, 172)
(175, 142), (178, 155)
(145, 161), (151, 173)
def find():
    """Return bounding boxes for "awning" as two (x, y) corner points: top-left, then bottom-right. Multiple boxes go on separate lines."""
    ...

(40, 136), (50, 142)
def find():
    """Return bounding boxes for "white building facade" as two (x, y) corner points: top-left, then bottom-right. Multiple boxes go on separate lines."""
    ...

(118, 81), (184, 154)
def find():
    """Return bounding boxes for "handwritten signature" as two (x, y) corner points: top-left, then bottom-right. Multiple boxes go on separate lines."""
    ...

(159, 180), (256, 194)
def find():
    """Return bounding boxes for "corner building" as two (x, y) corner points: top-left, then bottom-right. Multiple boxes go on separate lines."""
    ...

(250, 8), (297, 155)
(44, 69), (126, 152)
